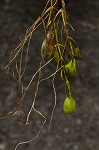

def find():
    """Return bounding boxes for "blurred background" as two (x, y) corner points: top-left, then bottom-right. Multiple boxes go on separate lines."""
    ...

(0, 0), (99, 150)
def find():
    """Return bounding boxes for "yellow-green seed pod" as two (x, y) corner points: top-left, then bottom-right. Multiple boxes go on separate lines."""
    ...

(60, 59), (76, 82)
(63, 96), (76, 113)
(65, 59), (76, 77)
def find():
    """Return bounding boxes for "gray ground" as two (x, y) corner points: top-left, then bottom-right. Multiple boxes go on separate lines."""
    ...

(0, 0), (99, 150)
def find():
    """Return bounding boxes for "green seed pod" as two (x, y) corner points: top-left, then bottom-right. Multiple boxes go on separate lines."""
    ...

(60, 59), (76, 81)
(63, 96), (76, 113)
(65, 59), (76, 77)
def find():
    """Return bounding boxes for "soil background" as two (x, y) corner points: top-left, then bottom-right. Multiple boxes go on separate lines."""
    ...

(0, 0), (99, 150)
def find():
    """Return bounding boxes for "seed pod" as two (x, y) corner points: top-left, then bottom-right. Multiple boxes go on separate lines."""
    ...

(68, 47), (82, 60)
(51, 49), (60, 64)
(65, 59), (76, 77)
(60, 59), (76, 81)
(41, 30), (56, 61)
(73, 48), (82, 60)
(63, 96), (76, 113)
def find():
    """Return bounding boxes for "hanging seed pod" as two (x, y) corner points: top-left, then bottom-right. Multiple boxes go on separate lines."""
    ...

(52, 45), (66, 66)
(63, 96), (76, 113)
(68, 47), (82, 60)
(65, 59), (76, 82)
(65, 59), (76, 77)
(41, 30), (56, 61)
(67, 37), (82, 60)
(51, 48), (60, 65)
(60, 59), (76, 81)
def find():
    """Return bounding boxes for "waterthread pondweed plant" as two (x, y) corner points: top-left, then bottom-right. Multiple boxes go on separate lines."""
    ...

(0, 0), (82, 149)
